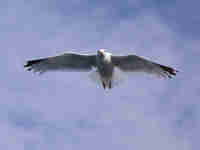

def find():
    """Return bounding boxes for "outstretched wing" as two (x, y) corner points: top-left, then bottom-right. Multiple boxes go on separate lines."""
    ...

(24, 52), (97, 74)
(111, 55), (178, 78)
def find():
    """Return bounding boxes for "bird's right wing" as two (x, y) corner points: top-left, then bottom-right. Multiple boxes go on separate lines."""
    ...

(111, 55), (178, 78)
(24, 52), (97, 74)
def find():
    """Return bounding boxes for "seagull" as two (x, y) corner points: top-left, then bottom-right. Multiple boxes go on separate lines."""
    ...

(24, 49), (178, 90)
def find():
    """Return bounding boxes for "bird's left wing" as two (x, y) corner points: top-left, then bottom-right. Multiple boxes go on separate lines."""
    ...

(111, 54), (178, 78)
(24, 52), (97, 74)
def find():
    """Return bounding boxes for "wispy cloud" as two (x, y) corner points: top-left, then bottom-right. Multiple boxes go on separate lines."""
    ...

(1, 0), (199, 149)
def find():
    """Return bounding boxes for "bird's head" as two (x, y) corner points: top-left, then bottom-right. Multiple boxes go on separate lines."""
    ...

(97, 49), (105, 58)
(97, 49), (111, 62)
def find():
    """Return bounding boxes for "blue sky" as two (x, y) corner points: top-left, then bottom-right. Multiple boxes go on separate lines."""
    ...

(1, 0), (200, 149)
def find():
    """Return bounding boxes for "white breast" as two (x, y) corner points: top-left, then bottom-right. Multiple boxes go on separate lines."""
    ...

(103, 52), (111, 63)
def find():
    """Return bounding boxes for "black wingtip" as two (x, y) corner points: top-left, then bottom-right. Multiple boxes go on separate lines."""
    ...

(24, 59), (45, 73)
(159, 64), (179, 78)
(24, 59), (43, 68)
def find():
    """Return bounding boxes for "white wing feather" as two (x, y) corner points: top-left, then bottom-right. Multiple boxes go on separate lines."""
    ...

(112, 55), (178, 78)
(24, 53), (96, 74)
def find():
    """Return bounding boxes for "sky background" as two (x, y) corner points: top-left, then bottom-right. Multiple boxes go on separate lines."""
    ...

(1, 0), (200, 149)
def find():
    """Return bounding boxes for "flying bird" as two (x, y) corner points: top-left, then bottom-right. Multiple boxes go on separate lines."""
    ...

(24, 49), (178, 89)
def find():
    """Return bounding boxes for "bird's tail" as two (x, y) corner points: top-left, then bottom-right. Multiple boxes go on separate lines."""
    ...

(88, 67), (126, 89)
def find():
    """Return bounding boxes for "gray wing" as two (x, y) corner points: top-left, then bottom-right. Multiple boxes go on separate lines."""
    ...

(24, 52), (97, 74)
(112, 55), (178, 78)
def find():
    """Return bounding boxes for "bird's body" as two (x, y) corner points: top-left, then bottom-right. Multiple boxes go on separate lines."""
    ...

(24, 49), (178, 90)
(96, 50), (114, 89)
